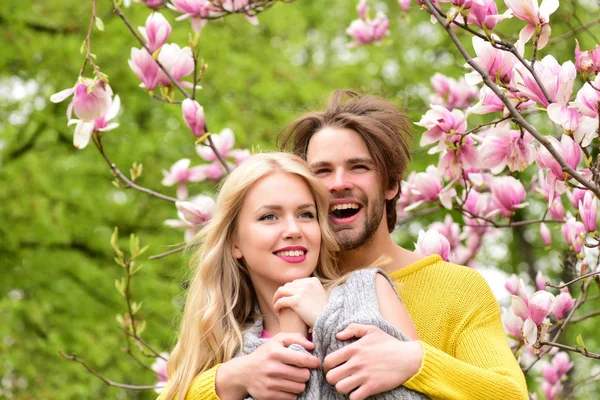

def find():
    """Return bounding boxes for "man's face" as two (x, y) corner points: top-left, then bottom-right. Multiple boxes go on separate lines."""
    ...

(306, 127), (396, 250)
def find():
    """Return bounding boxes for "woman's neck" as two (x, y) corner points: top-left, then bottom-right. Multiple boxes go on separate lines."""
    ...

(255, 287), (281, 334)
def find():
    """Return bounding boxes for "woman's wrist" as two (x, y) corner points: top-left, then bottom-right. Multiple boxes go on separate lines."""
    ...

(215, 356), (249, 400)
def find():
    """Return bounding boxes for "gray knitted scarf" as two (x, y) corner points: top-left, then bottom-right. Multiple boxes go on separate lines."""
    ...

(240, 269), (428, 399)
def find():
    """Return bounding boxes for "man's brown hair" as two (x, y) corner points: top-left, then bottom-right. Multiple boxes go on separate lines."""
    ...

(277, 90), (413, 232)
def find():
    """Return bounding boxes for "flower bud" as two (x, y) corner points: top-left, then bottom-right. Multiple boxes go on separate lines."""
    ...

(552, 289), (575, 320)
(182, 98), (206, 137)
(540, 223), (552, 246)
(578, 190), (597, 233)
(140, 12), (171, 53)
(527, 290), (555, 325)
(415, 228), (451, 261)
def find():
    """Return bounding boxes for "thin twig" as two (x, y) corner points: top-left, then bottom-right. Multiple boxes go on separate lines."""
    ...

(92, 135), (177, 202)
(149, 245), (186, 260)
(538, 341), (600, 359)
(545, 271), (600, 289)
(422, 0), (600, 199)
(548, 17), (600, 45)
(79, 0), (99, 76)
(570, 309), (600, 324)
(119, 326), (167, 361)
(59, 351), (159, 390)
(207, 134), (232, 173)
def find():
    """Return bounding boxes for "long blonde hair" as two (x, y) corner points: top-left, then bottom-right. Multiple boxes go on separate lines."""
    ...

(164, 152), (340, 400)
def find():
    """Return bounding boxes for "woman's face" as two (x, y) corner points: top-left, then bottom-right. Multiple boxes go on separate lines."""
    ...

(233, 172), (322, 292)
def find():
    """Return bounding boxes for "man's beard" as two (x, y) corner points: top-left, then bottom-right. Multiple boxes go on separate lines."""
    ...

(332, 192), (385, 251)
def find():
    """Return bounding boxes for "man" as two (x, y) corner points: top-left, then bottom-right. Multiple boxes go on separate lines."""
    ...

(178, 91), (529, 399)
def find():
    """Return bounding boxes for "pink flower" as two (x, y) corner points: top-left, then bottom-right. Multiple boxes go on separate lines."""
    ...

(535, 270), (547, 291)
(144, 0), (167, 9)
(164, 195), (216, 242)
(66, 94), (121, 149)
(169, 0), (215, 32)
(468, 0), (513, 30)
(504, 0), (559, 49)
(415, 228), (451, 261)
(221, 0), (259, 25)
(480, 126), (535, 173)
(406, 165), (456, 210)
(417, 105), (467, 152)
(50, 78), (113, 121)
(552, 288), (575, 320)
(196, 128), (251, 180)
(540, 222), (551, 246)
(128, 48), (160, 90)
(514, 290), (555, 325)
(491, 176), (528, 217)
(578, 190), (597, 233)
(575, 39), (600, 75)
(574, 75), (600, 118)
(398, 0), (411, 11)
(561, 214), (586, 253)
(161, 158), (207, 199)
(151, 353), (169, 394)
(569, 188), (587, 208)
(552, 351), (573, 376)
(469, 86), (505, 114)
(542, 381), (562, 400)
(548, 198), (564, 220)
(430, 73), (479, 109)
(503, 306), (524, 340)
(182, 98), (206, 138)
(139, 12), (171, 53)
(547, 104), (598, 147)
(346, 11), (389, 46)
(505, 274), (521, 295)
(541, 363), (560, 384)
(357, 0), (368, 20)
(535, 135), (582, 182)
(156, 44), (195, 87)
(514, 55), (575, 107)
(430, 214), (461, 249)
(465, 36), (519, 85)
(438, 135), (482, 179)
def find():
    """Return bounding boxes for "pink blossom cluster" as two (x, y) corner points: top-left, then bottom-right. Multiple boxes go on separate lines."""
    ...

(168, 0), (259, 32)
(151, 353), (169, 394)
(430, 73), (480, 110)
(346, 0), (390, 47)
(540, 351), (574, 400)
(575, 40), (600, 75)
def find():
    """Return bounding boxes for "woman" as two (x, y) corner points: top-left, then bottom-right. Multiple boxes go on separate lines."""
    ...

(160, 152), (425, 400)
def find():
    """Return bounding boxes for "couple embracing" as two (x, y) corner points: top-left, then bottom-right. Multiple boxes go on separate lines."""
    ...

(158, 90), (529, 400)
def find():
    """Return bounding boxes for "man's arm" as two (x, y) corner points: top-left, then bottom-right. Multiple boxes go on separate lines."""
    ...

(325, 273), (529, 400)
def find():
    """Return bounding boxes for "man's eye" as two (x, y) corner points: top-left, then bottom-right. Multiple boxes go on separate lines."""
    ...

(353, 165), (369, 171)
(314, 169), (330, 175)
(259, 213), (277, 221)
(299, 211), (315, 219)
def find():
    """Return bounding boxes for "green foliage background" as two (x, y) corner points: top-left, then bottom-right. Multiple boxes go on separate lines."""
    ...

(1, 0), (599, 398)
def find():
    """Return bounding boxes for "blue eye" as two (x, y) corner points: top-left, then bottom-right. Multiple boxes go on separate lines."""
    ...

(299, 211), (315, 219)
(259, 213), (277, 221)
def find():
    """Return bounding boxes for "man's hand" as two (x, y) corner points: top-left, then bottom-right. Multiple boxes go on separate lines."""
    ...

(216, 332), (320, 400)
(323, 324), (423, 400)
(273, 277), (328, 327)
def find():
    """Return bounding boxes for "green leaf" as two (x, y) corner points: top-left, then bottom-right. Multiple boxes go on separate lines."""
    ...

(130, 263), (144, 276)
(79, 39), (87, 54)
(114, 278), (125, 297)
(95, 17), (104, 32)
(136, 320), (147, 336)
(131, 301), (143, 315)
(115, 314), (124, 327)
(576, 334), (586, 349)
(111, 227), (124, 259)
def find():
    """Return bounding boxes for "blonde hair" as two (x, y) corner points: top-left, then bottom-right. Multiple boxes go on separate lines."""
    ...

(164, 152), (340, 400)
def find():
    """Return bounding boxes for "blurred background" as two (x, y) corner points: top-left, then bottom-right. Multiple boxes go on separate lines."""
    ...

(1, 0), (600, 398)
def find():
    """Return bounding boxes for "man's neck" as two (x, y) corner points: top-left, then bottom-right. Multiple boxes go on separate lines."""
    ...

(338, 221), (425, 274)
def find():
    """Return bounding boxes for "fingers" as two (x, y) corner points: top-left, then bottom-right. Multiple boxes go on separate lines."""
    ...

(349, 385), (372, 400)
(273, 286), (295, 305)
(275, 332), (315, 351)
(278, 346), (320, 369)
(336, 323), (373, 340)
(334, 374), (362, 395)
(323, 344), (352, 374)
(273, 296), (299, 314)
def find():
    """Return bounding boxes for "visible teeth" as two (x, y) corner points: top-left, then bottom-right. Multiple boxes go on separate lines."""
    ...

(330, 203), (360, 212)
(275, 250), (305, 257)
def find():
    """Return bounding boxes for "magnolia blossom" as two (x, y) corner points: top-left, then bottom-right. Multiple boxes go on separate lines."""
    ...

(221, 0), (260, 25)
(66, 94), (121, 149)
(512, 289), (555, 345)
(129, 47), (160, 89)
(346, 10), (389, 46)
(430, 214), (461, 249)
(574, 74), (600, 118)
(165, 195), (216, 242)
(398, 0), (411, 11)
(548, 197), (564, 220)
(468, 0), (513, 30)
(169, 0), (215, 32)
(553, 287), (575, 320)
(542, 381), (562, 400)
(438, 135), (481, 179)
(469, 86), (505, 114)
(405, 165), (457, 210)
(139, 12), (171, 53)
(540, 222), (552, 246)
(504, 0), (559, 49)
(156, 43), (195, 87)
(50, 78), (113, 121)
(196, 128), (251, 180)
(552, 351), (574, 376)
(578, 190), (598, 233)
(547, 103), (598, 147)
(417, 105), (467, 152)
(151, 353), (169, 394)
(514, 55), (576, 107)
(462, 189), (498, 233)
(465, 36), (520, 85)
(503, 306), (524, 340)
(182, 98), (206, 137)
(491, 176), (528, 217)
(575, 39), (600, 75)
(430, 73), (479, 109)
(480, 126), (534, 173)
(561, 214), (586, 253)
(535, 135), (582, 196)
(161, 158), (207, 199)
(505, 274), (521, 295)
(535, 271), (547, 291)
(415, 228), (451, 261)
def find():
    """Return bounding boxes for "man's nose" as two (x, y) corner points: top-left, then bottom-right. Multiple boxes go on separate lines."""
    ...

(328, 170), (353, 193)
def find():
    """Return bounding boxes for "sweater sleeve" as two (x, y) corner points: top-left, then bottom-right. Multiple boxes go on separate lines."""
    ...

(403, 277), (528, 400)
(156, 364), (221, 400)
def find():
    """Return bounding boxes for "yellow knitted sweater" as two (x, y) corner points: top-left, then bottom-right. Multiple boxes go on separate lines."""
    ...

(159, 255), (529, 400)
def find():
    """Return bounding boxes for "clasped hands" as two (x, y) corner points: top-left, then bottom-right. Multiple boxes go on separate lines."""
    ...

(234, 278), (423, 400)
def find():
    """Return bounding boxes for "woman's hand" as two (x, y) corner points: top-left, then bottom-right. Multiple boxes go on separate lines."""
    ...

(273, 277), (328, 327)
